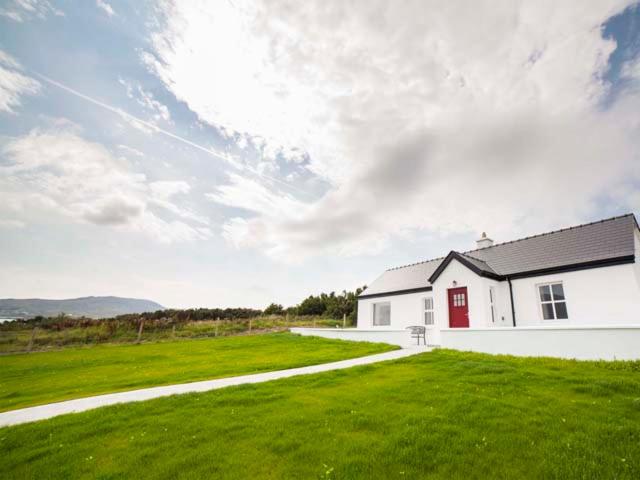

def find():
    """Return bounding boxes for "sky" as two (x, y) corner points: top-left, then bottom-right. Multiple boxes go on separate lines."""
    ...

(1, 0), (639, 308)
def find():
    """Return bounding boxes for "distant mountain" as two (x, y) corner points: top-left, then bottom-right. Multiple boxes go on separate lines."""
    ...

(0, 296), (164, 319)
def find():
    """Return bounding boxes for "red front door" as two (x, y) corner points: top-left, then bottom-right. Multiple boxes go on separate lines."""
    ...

(448, 287), (469, 328)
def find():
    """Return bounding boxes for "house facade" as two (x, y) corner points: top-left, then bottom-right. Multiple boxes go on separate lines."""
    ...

(357, 214), (640, 345)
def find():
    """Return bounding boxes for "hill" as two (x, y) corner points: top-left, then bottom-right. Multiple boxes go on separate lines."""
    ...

(0, 296), (164, 319)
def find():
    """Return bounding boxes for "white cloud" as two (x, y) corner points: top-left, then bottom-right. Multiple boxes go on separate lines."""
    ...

(621, 58), (640, 80)
(0, 126), (211, 243)
(0, 0), (63, 22)
(150, 180), (210, 225)
(96, 0), (115, 17)
(119, 77), (172, 124)
(150, 1), (640, 260)
(0, 49), (40, 113)
(117, 144), (145, 157)
(0, 219), (26, 229)
(206, 173), (310, 258)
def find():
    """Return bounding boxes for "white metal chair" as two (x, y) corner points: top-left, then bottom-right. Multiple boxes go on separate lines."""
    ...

(406, 326), (427, 346)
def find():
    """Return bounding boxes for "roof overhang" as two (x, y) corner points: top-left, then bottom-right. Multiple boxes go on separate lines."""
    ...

(506, 255), (635, 280)
(428, 251), (504, 283)
(358, 286), (433, 300)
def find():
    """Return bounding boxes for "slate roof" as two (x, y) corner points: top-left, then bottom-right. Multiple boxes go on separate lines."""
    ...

(360, 214), (638, 297)
(361, 258), (443, 297)
(458, 253), (498, 276)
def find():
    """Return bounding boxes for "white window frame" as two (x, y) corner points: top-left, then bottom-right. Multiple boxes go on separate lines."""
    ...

(489, 287), (496, 324)
(372, 302), (391, 326)
(423, 297), (435, 326)
(536, 282), (569, 321)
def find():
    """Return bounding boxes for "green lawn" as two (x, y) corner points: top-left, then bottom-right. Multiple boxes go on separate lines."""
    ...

(2, 349), (640, 479)
(0, 333), (395, 412)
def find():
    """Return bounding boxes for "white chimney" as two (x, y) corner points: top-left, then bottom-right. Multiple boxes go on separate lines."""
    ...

(476, 232), (494, 249)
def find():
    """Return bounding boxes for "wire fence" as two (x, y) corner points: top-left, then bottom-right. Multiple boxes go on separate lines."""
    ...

(0, 315), (352, 354)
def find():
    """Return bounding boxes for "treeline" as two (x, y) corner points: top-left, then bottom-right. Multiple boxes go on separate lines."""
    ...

(1, 308), (262, 331)
(264, 287), (366, 320)
(1, 287), (366, 330)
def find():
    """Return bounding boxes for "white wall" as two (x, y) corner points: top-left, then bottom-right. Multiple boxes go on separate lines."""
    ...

(357, 259), (516, 345)
(431, 259), (515, 331)
(357, 291), (441, 342)
(291, 327), (415, 347)
(511, 263), (640, 326)
(357, 291), (426, 330)
(440, 326), (640, 360)
(633, 229), (640, 293)
(358, 256), (640, 348)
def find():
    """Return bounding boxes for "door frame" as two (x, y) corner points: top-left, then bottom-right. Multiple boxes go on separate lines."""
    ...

(447, 286), (470, 328)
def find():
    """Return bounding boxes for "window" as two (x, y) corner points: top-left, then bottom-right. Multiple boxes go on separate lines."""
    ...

(372, 302), (391, 326)
(489, 287), (496, 323)
(452, 293), (466, 307)
(423, 297), (434, 326)
(538, 282), (568, 320)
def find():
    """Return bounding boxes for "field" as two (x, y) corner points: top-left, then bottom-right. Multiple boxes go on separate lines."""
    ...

(2, 348), (640, 479)
(0, 315), (343, 354)
(0, 333), (395, 412)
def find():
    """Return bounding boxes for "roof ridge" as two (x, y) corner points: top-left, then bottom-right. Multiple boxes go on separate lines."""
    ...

(463, 213), (636, 254)
(385, 213), (636, 272)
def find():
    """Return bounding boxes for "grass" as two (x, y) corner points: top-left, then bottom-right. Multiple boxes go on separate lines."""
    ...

(2, 349), (640, 479)
(0, 333), (395, 412)
(0, 316), (345, 354)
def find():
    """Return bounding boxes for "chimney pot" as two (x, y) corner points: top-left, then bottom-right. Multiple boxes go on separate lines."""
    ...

(476, 232), (494, 249)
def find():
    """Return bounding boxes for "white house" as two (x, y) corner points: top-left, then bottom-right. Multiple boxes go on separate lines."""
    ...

(292, 214), (640, 359)
(353, 213), (640, 357)
(295, 214), (640, 360)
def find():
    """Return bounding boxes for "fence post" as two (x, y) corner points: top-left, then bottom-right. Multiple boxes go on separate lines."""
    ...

(285, 312), (289, 329)
(27, 326), (38, 353)
(249, 318), (252, 333)
(136, 319), (145, 344)
(343, 313), (346, 329)
(215, 317), (219, 337)
(172, 323), (176, 338)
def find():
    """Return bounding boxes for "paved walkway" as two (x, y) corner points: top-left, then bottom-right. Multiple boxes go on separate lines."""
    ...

(0, 347), (429, 428)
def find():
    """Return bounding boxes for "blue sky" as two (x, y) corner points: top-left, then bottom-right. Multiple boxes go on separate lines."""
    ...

(1, 1), (639, 308)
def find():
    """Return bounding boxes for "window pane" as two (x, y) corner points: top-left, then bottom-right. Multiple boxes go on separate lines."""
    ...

(461, 295), (466, 306)
(424, 297), (433, 310)
(539, 285), (551, 302)
(541, 303), (555, 320)
(373, 303), (390, 326)
(425, 311), (434, 325)
(554, 302), (568, 319)
(551, 284), (565, 301)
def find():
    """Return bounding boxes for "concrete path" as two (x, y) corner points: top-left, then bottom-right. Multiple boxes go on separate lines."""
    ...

(0, 347), (429, 428)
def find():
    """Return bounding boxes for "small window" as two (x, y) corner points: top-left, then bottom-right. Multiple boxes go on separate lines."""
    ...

(423, 297), (434, 325)
(538, 282), (568, 320)
(489, 287), (496, 323)
(372, 302), (391, 326)
(452, 293), (466, 307)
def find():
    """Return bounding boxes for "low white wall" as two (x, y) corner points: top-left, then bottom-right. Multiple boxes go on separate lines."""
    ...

(290, 327), (415, 348)
(440, 326), (640, 360)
